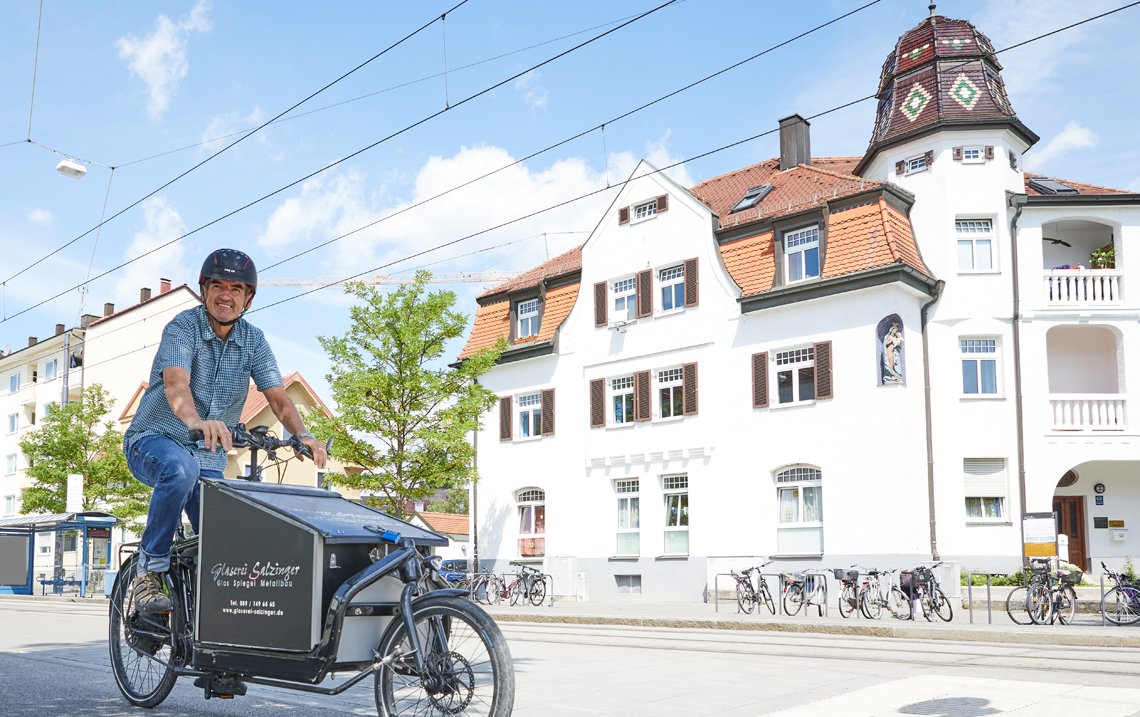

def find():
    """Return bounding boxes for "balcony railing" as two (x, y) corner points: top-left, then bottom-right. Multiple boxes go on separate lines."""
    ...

(1043, 269), (1122, 307)
(1050, 394), (1127, 432)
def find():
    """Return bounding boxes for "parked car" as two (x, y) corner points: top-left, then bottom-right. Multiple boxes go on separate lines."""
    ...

(439, 559), (468, 583)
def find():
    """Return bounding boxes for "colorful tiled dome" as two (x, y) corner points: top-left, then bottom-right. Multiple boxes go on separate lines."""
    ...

(858, 10), (1037, 173)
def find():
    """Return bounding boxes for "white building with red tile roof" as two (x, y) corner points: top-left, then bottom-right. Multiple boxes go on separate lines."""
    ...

(457, 10), (1140, 601)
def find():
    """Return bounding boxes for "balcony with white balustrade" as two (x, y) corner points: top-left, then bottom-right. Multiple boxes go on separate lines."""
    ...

(1039, 218), (1122, 310)
(1044, 325), (1126, 433)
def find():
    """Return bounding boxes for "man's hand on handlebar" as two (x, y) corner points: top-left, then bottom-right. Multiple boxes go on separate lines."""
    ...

(188, 418), (232, 452)
(296, 435), (327, 469)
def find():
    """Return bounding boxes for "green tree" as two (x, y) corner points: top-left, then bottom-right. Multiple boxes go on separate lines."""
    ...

(18, 384), (150, 532)
(428, 488), (470, 515)
(306, 273), (504, 517)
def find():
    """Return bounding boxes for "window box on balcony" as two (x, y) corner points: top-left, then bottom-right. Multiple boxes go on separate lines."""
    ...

(1042, 268), (1122, 307)
(1050, 394), (1127, 432)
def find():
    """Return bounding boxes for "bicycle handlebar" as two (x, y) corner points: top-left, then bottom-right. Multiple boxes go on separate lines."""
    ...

(189, 423), (317, 461)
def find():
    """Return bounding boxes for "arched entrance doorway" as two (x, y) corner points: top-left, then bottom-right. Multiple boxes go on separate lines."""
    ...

(1053, 469), (1087, 571)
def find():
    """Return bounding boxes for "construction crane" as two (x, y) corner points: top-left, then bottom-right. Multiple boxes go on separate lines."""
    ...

(259, 271), (511, 287)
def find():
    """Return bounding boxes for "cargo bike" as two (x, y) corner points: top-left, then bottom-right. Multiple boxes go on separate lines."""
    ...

(108, 425), (514, 716)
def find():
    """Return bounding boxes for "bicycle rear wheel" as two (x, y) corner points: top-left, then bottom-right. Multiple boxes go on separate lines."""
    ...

(375, 596), (514, 717)
(736, 582), (756, 614)
(859, 586), (883, 620)
(1027, 583), (1050, 625)
(888, 586), (911, 620)
(1055, 585), (1076, 625)
(930, 587), (953, 622)
(783, 584), (803, 616)
(1102, 586), (1140, 626)
(528, 577), (547, 607)
(837, 585), (856, 618)
(107, 557), (177, 708)
(1005, 586), (1033, 625)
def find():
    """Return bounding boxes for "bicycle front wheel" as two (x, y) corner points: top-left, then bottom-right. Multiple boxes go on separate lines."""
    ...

(783, 584), (804, 616)
(107, 557), (177, 708)
(508, 581), (523, 607)
(1027, 583), (1050, 625)
(859, 586), (883, 620)
(375, 596), (515, 717)
(528, 577), (547, 607)
(1055, 585), (1077, 625)
(1005, 586), (1033, 625)
(837, 585), (856, 618)
(888, 586), (911, 620)
(1102, 586), (1140, 626)
(759, 582), (776, 615)
(736, 583), (756, 614)
(930, 587), (953, 622)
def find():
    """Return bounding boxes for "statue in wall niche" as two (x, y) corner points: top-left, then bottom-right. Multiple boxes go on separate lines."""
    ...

(877, 314), (905, 385)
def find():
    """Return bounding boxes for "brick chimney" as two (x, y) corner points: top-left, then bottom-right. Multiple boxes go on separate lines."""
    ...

(778, 114), (811, 170)
(104, 302), (115, 316)
(160, 278), (172, 294)
(140, 287), (152, 302)
(55, 323), (65, 336)
(80, 314), (98, 328)
(28, 336), (37, 347)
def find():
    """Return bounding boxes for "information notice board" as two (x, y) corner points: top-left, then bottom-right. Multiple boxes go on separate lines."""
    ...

(1022, 511), (1058, 559)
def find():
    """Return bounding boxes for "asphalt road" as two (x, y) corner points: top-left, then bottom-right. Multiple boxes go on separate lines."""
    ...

(2, 598), (1139, 716)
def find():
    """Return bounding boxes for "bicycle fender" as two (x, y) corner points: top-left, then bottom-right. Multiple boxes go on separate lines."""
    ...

(411, 588), (468, 604)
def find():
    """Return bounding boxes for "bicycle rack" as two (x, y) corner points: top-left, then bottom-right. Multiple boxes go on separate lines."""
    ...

(497, 572), (554, 607)
(805, 570), (828, 617)
(762, 573), (785, 616)
(966, 571), (1006, 624)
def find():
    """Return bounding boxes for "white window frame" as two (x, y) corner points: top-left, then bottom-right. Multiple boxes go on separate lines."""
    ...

(609, 375), (635, 427)
(615, 479), (640, 556)
(784, 225), (820, 283)
(776, 466), (823, 526)
(43, 359), (58, 381)
(963, 458), (1008, 523)
(8, 373), (19, 394)
(657, 264), (685, 314)
(615, 574), (642, 595)
(632, 199), (658, 222)
(905, 154), (929, 174)
(961, 146), (984, 164)
(5, 454), (17, 475)
(517, 298), (540, 339)
(6, 413), (16, 435)
(516, 488), (546, 558)
(656, 367), (684, 419)
(611, 277), (637, 322)
(2, 495), (16, 515)
(960, 337), (1001, 397)
(956, 218), (996, 272)
(662, 474), (689, 556)
(774, 347), (816, 406)
(516, 392), (542, 439)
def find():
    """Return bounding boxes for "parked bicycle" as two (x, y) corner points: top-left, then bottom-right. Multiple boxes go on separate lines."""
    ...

(855, 567), (909, 620)
(782, 570), (826, 616)
(108, 424), (514, 716)
(506, 562), (547, 607)
(469, 569), (505, 607)
(833, 566), (861, 618)
(1027, 561), (1079, 626)
(909, 562), (952, 622)
(1100, 561), (1140, 626)
(732, 562), (775, 615)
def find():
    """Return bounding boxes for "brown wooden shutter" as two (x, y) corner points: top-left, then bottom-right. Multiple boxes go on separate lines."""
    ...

(813, 341), (833, 400)
(618, 206), (630, 225)
(636, 269), (652, 318)
(594, 281), (607, 327)
(682, 363), (698, 416)
(655, 194), (669, 213)
(952, 146), (963, 161)
(923, 150), (934, 166)
(895, 160), (905, 175)
(683, 257), (698, 307)
(589, 379), (605, 428)
(499, 396), (512, 441)
(752, 352), (769, 408)
(634, 370), (651, 422)
(540, 389), (555, 435)
(985, 145), (995, 160)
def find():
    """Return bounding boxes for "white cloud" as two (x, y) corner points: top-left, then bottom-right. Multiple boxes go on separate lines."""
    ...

(26, 208), (54, 224)
(116, 0), (212, 118)
(198, 107), (281, 160)
(514, 70), (549, 110)
(1024, 121), (1097, 171)
(112, 197), (191, 308)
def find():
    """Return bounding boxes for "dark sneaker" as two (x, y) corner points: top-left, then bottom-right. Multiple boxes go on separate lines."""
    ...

(132, 571), (172, 613)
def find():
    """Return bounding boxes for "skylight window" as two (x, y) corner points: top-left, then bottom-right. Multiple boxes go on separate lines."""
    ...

(1028, 178), (1079, 196)
(730, 184), (773, 213)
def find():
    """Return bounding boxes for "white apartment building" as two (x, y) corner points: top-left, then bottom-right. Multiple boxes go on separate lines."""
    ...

(459, 12), (1139, 601)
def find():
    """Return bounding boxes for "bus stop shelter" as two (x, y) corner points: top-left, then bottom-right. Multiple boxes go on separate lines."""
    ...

(0, 511), (117, 597)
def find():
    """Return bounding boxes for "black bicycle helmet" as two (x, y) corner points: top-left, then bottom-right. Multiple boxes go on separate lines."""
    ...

(199, 248), (257, 296)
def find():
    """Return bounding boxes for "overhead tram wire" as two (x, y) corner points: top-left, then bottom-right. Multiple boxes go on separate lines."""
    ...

(0, 0), (680, 326)
(0, 0), (473, 288)
(55, 2), (1140, 373)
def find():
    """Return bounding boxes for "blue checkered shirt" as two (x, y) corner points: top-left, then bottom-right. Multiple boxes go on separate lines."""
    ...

(124, 305), (283, 473)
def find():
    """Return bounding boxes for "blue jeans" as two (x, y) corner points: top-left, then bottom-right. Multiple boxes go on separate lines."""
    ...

(127, 434), (223, 575)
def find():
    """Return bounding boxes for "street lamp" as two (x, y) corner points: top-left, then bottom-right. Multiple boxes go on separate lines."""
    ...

(56, 158), (87, 179)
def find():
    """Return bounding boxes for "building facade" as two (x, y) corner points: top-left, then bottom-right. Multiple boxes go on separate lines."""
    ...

(460, 12), (1139, 601)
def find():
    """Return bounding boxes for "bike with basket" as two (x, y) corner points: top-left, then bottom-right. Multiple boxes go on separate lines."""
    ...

(108, 424), (514, 716)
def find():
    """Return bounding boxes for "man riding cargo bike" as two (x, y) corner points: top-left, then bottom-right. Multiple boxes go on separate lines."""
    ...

(112, 249), (515, 716)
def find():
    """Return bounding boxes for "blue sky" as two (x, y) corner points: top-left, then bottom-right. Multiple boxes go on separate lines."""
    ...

(1, 0), (1137, 407)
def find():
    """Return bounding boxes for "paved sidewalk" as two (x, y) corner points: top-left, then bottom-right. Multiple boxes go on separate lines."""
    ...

(485, 594), (1140, 648)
